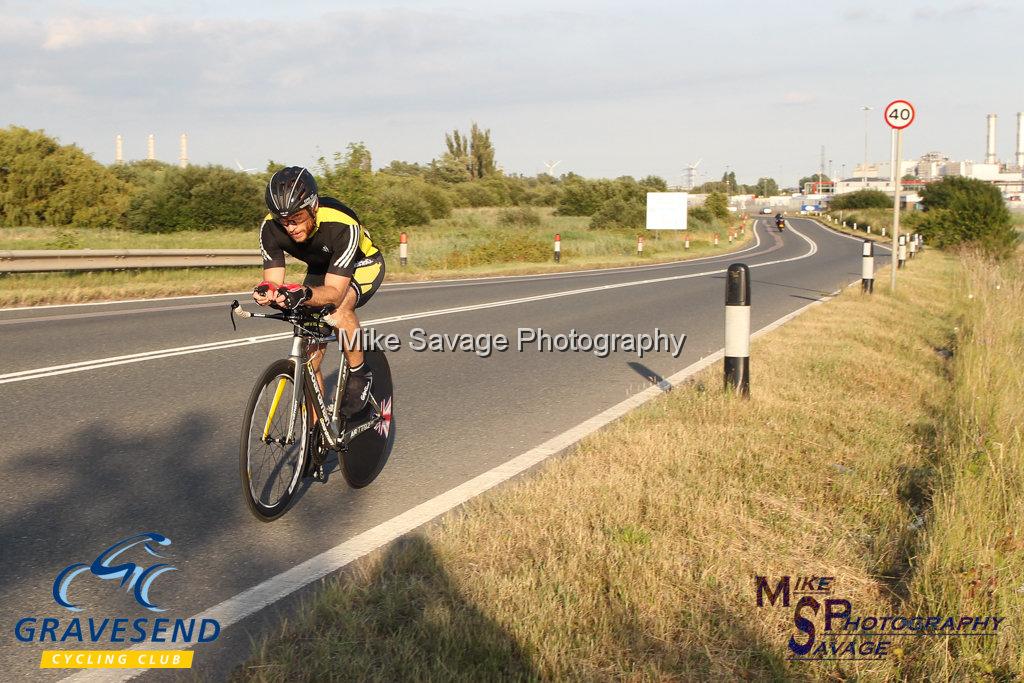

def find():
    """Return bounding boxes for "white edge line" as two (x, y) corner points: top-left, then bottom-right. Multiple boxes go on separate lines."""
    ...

(62, 285), (836, 683)
(2, 224), (763, 313)
(3, 222), (812, 386)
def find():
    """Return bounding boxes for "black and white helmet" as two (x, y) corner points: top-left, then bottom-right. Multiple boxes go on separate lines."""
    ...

(265, 166), (318, 219)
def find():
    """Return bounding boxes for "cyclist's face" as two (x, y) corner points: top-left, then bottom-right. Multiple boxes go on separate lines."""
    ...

(281, 210), (315, 242)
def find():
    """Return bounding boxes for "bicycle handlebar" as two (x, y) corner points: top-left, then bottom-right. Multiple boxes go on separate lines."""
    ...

(229, 300), (335, 341)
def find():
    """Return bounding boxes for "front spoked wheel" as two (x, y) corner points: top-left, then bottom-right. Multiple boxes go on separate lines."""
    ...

(240, 359), (307, 521)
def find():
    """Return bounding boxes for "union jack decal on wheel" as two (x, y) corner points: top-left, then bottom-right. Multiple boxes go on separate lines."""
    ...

(374, 397), (392, 438)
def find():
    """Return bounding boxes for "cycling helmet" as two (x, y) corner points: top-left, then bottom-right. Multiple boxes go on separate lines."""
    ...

(266, 166), (318, 219)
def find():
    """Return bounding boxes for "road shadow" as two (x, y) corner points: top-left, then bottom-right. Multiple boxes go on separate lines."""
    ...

(627, 361), (671, 392)
(230, 534), (540, 681)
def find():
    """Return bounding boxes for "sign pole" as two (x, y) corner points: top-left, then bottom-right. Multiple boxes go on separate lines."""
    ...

(890, 129), (902, 291)
(883, 99), (914, 292)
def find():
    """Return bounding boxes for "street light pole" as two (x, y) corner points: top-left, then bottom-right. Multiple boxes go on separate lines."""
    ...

(861, 105), (873, 189)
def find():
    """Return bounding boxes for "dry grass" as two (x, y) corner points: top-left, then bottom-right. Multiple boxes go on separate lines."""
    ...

(900, 249), (1024, 679)
(229, 249), (999, 681)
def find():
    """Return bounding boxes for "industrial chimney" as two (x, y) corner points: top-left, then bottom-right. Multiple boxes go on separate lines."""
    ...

(985, 114), (997, 164)
(179, 133), (188, 168)
(1016, 112), (1024, 169)
(115, 134), (124, 165)
(147, 134), (156, 161)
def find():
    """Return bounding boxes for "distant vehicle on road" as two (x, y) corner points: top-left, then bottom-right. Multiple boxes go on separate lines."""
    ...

(761, 207), (772, 214)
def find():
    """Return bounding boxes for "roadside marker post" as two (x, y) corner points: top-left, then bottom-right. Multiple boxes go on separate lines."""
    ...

(714, 234), (719, 247)
(898, 234), (907, 268)
(882, 227), (887, 237)
(399, 232), (408, 267)
(724, 263), (751, 398)
(684, 236), (690, 250)
(554, 233), (561, 262)
(909, 234), (917, 259)
(853, 222), (858, 231)
(884, 99), (915, 291)
(867, 225), (872, 234)
(637, 235), (644, 255)
(862, 239), (875, 294)
(729, 233), (734, 244)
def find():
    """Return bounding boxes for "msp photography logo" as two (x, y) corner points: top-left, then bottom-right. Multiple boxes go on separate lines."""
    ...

(755, 574), (1005, 662)
(13, 532), (221, 671)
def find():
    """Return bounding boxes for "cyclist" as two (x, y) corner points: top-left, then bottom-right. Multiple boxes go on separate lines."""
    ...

(252, 166), (385, 417)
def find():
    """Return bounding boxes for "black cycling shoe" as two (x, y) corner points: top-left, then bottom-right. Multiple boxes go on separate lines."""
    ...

(341, 370), (373, 418)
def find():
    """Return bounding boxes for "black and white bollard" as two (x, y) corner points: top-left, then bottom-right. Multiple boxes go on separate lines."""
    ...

(917, 234), (924, 253)
(637, 235), (644, 255)
(867, 225), (872, 234)
(714, 234), (720, 247)
(725, 263), (751, 398)
(399, 232), (408, 267)
(554, 233), (561, 262)
(909, 233), (917, 259)
(861, 239), (874, 294)
(898, 234), (907, 269)
(882, 227), (887, 238)
(729, 232), (734, 244)
(853, 222), (858, 231)
(684, 236), (690, 250)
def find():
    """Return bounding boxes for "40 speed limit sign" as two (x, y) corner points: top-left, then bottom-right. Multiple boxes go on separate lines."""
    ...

(884, 100), (915, 129)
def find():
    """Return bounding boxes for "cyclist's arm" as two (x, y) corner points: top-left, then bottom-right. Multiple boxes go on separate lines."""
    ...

(305, 273), (349, 307)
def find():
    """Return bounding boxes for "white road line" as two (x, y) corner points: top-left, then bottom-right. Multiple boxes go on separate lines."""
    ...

(61, 285), (836, 683)
(1, 223), (815, 386)
(1, 227), (763, 313)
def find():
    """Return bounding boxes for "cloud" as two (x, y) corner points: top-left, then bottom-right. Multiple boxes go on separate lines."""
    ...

(43, 16), (158, 49)
(912, 1), (1005, 20)
(782, 91), (816, 106)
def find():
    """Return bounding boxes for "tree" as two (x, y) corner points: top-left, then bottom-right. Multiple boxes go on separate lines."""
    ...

(721, 171), (737, 194)
(753, 177), (779, 197)
(0, 126), (130, 228)
(442, 123), (497, 180)
(918, 176), (1018, 256)
(798, 173), (830, 191)
(829, 189), (891, 210)
(704, 191), (730, 220)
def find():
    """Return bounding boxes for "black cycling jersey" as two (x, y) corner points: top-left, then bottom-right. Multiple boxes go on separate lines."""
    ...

(259, 196), (381, 277)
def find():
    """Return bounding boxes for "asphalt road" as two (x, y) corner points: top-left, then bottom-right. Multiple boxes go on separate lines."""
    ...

(0, 218), (886, 680)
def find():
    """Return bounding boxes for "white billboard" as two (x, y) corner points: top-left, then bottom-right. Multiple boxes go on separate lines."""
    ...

(645, 192), (688, 230)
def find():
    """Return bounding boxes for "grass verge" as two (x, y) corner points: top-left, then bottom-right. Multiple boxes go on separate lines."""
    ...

(0, 209), (751, 306)
(232, 247), (1023, 680)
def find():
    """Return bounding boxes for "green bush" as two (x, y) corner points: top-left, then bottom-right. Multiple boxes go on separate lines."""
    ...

(497, 206), (542, 228)
(0, 126), (129, 228)
(453, 183), (501, 208)
(704, 192), (729, 220)
(125, 165), (263, 232)
(688, 206), (714, 224)
(829, 190), (891, 210)
(918, 177), (1018, 256)
(453, 230), (550, 266)
(589, 196), (645, 230)
(376, 184), (432, 228)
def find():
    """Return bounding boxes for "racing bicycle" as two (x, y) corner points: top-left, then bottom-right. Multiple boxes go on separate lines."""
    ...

(230, 300), (394, 522)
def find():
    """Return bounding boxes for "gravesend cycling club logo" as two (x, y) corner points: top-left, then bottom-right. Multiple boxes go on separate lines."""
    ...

(53, 532), (176, 612)
(13, 532), (221, 671)
(755, 574), (1005, 661)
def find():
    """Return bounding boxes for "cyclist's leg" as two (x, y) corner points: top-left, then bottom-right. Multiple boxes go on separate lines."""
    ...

(334, 253), (386, 368)
(302, 272), (331, 413)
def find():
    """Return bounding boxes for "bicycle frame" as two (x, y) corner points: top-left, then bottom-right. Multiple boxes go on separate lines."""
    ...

(233, 301), (383, 452)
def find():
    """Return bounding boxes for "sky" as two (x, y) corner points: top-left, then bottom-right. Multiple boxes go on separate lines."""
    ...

(2, 0), (1022, 187)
